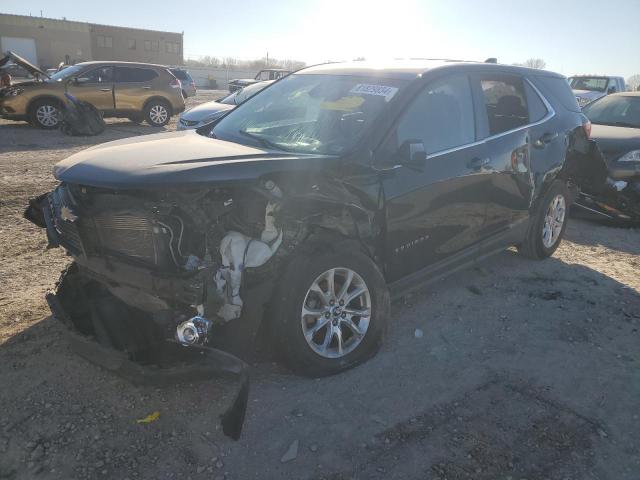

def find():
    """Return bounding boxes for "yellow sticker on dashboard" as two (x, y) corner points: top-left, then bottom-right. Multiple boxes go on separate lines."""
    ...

(320, 96), (365, 111)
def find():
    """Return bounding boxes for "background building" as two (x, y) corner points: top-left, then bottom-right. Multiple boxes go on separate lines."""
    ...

(0, 13), (183, 68)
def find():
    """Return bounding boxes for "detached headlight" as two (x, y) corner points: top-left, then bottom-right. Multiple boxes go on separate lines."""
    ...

(618, 150), (640, 162)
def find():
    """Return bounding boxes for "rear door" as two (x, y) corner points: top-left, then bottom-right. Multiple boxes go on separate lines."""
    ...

(470, 73), (540, 240)
(379, 73), (492, 281)
(67, 65), (115, 111)
(114, 66), (158, 111)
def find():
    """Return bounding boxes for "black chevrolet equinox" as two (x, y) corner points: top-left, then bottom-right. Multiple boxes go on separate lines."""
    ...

(26, 60), (593, 378)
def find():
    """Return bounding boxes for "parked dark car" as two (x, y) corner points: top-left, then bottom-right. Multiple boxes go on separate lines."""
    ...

(573, 92), (640, 224)
(170, 67), (196, 98)
(25, 60), (595, 379)
(228, 68), (290, 92)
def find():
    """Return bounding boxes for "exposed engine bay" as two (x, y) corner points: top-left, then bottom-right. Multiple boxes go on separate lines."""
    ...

(27, 178), (307, 350)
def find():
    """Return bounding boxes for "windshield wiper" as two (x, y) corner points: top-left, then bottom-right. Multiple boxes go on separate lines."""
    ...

(237, 130), (293, 152)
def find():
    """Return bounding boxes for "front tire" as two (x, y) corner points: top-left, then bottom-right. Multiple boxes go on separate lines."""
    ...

(272, 248), (390, 377)
(518, 181), (570, 259)
(29, 99), (60, 129)
(144, 99), (171, 127)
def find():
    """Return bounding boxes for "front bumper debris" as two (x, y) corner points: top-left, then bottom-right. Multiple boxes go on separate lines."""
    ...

(47, 265), (250, 440)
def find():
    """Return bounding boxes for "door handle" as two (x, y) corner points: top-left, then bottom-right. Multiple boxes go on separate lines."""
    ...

(142, 86), (151, 89)
(533, 132), (558, 148)
(467, 157), (491, 171)
(99, 88), (111, 92)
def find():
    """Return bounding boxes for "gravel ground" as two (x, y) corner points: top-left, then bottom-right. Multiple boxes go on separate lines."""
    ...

(0, 91), (639, 480)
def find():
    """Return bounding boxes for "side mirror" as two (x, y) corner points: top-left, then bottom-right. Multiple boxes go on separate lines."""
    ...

(398, 139), (427, 169)
(608, 86), (616, 94)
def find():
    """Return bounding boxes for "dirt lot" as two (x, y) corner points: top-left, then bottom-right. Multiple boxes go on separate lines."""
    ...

(1, 91), (639, 480)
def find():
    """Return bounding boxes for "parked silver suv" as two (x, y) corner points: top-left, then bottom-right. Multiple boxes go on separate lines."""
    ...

(569, 75), (627, 107)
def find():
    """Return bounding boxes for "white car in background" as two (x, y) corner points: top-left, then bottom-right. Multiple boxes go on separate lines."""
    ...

(177, 80), (273, 130)
(569, 75), (627, 108)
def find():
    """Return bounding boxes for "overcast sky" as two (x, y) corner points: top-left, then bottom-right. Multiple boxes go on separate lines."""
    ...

(2, 0), (639, 78)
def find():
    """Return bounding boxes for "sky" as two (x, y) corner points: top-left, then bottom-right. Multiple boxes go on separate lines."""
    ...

(2, 0), (640, 78)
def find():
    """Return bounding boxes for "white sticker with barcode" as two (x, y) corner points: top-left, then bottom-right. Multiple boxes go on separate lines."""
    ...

(349, 84), (398, 101)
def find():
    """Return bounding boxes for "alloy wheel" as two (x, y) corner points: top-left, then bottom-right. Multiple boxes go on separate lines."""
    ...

(36, 105), (59, 127)
(300, 267), (371, 359)
(542, 194), (566, 248)
(149, 105), (168, 125)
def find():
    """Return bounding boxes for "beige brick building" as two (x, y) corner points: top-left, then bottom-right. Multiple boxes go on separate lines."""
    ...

(0, 13), (183, 69)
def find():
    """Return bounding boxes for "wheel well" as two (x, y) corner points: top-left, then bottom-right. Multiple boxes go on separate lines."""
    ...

(143, 96), (173, 116)
(27, 95), (62, 115)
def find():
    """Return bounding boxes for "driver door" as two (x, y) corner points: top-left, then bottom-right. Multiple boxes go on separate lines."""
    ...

(66, 65), (115, 112)
(378, 74), (492, 282)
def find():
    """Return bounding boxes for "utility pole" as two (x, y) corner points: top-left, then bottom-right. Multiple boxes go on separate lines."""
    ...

(266, 52), (269, 67)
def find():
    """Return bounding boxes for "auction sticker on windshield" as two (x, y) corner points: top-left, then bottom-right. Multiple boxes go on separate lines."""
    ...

(349, 84), (399, 101)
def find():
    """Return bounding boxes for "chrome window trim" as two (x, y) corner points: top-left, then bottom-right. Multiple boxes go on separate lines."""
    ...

(427, 77), (556, 160)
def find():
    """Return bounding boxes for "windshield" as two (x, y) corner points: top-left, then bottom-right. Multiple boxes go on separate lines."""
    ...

(211, 74), (407, 154)
(583, 95), (640, 129)
(568, 76), (608, 92)
(48, 64), (84, 82)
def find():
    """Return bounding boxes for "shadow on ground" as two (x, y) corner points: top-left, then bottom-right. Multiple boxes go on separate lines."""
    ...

(1, 248), (639, 479)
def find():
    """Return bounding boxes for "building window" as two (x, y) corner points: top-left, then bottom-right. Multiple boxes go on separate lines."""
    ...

(128, 39), (136, 50)
(96, 35), (113, 48)
(144, 40), (159, 52)
(166, 42), (179, 54)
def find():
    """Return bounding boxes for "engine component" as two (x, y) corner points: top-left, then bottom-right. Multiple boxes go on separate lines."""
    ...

(176, 316), (212, 345)
(215, 199), (283, 322)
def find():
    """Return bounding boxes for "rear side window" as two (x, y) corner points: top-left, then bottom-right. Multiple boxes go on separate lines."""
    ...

(395, 74), (476, 155)
(480, 76), (529, 135)
(115, 67), (158, 83)
(534, 75), (581, 113)
(523, 80), (548, 122)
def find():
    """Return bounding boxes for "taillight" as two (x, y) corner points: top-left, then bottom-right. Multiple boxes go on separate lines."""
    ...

(170, 78), (182, 89)
(582, 119), (592, 138)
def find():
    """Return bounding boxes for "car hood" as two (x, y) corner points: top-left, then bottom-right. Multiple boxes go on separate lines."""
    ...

(590, 124), (640, 160)
(181, 101), (235, 122)
(0, 51), (49, 79)
(53, 130), (337, 189)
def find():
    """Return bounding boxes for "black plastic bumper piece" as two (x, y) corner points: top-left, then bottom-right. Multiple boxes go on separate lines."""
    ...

(46, 288), (249, 440)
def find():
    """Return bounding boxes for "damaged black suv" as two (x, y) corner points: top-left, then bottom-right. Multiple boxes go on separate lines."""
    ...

(26, 60), (593, 377)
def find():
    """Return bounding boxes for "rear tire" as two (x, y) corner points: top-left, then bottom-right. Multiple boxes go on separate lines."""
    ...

(144, 99), (171, 127)
(29, 99), (60, 129)
(518, 181), (570, 260)
(272, 248), (390, 377)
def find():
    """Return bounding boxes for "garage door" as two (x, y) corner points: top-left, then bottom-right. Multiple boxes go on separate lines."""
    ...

(1, 37), (38, 65)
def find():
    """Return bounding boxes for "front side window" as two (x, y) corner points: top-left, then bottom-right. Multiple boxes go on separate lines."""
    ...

(394, 74), (476, 155)
(211, 74), (407, 155)
(583, 95), (640, 129)
(481, 76), (529, 135)
(77, 66), (113, 84)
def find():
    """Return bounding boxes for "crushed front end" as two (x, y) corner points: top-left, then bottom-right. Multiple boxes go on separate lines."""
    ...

(24, 179), (294, 439)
